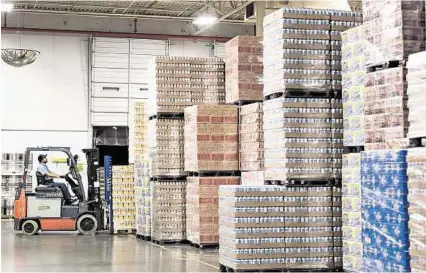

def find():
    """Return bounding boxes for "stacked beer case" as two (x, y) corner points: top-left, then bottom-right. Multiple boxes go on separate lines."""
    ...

(184, 105), (240, 247)
(218, 185), (342, 271)
(361, 150), (410, 272)
(407, 148), (426, 272)
(218, 7), (361, 272)
(225, 36), (265, 187)
(1, 153), (32, 218)
(362, 0), (425, 150)
(111, 165), (136, 233)
(147, 57), (226, 243)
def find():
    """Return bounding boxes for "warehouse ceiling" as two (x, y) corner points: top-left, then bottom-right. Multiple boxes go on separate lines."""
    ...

(8, 1), (251, 22)
(8, 1), (362, 22)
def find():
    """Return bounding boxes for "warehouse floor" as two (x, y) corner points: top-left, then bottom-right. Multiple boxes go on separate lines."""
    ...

(1, 220), (219, 272)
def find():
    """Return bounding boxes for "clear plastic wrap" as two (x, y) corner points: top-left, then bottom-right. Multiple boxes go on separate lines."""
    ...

(218, 185), (342, 271)
(148, 56), (225, 116)
(225, 36), (263, 104)
(262, 7), (361, 98)
(361, 150), (410, 272)
(135, 159), (151, 237)
(262, 97), (343, 181)
(148, 118), (185, 177)
(151, 180), (186, 241)
(240, 103), (264, 171)
(407, 148), (426, 272)
(407, 51), (426, 138)
(112, 165), (136, 231)
(341, 26), (366, 146)
(342, 153), (362, 271)
(364, 67), (408, 150)
(362, 0), (425, 66)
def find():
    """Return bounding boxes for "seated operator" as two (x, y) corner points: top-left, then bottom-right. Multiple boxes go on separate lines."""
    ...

(37, 154), (79, 205)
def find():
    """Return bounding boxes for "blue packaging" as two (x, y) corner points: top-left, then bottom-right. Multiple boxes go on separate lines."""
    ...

(361, 150), (410, 272)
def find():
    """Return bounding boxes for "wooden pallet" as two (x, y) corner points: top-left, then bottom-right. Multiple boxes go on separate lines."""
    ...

(113, 228), (136, 235)
(189, 241), (219, 249)
(220, 264), (342, 272)
(151, 239), (187, 245)
(136, 234), (152, 241)
(366, 59), (406, 73)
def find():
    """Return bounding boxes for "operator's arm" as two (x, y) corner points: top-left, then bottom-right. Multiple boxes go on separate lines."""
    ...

(48, 171), (61, 178)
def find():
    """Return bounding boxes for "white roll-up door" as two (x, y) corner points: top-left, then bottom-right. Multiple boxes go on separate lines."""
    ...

(90, 37), (167, 126)
(214, 42), (226, 58)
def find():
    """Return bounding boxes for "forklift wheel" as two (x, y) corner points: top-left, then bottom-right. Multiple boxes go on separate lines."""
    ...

(77, 214), (98, 235)
(22, 220), (39, 236)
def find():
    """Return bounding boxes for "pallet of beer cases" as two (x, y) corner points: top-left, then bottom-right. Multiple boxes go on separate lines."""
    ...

(135, 159), (151, 239)
(361, 150), (410, 272)
(407, 51), (426, 141)
(225, 36), (263, 104)
(239, 102), (264, 172)
(342, 153), (362, 271)
(186, 176), (240, 248)
(341, 26), (366, 147)
(218, 185), (343, 272)
(407, 148), (426, 272)
(151, 178), (186, 243)
(362, 0), (425, 68)
(112, 165), (136, 234)
(148, 56), (225, 116)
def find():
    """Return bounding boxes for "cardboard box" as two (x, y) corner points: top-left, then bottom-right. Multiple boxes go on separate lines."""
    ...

(184, 105), (239, 172)
(225, 36), (263, 104)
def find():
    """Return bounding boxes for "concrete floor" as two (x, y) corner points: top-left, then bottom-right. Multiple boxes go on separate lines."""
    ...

(1, 220), (219, 272)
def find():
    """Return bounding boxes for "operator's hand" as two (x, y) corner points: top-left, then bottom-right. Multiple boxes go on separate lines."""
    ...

(59, 175), (65, 179)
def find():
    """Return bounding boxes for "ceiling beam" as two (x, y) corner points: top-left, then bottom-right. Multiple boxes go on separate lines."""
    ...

(192, 0), (253, 35)
(177, 2), (199, 17)
(10, 9), (253, 25)
(123, 0), (137, 14)
(203, 1), (224, 16)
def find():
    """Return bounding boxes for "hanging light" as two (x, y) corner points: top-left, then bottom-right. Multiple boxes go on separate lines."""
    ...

(1, 49), (40, 67)
(1, 5), (40, 67)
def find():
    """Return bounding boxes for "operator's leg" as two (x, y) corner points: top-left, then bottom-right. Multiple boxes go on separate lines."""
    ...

(49, 182), (72, 201)
(53, 181), (76, 199)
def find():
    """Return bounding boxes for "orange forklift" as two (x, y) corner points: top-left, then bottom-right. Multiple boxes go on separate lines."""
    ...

(14, 147), (103, 235)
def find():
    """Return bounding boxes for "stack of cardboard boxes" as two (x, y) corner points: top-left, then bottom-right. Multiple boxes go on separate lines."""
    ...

(135, 160), (151, 238)
(151, 180), (186, 241)
(407, 51), (426, 139)
(341, 26), (366, 147)
(362, 0), (425, 67)
(149, 56), (225, 115)
(218, 185), (342, 271)
(361, 150), (410, 272)
(341, 153), (362, 271)
(407, 148), (426, 272)
(184, 105), (239, 172)
(186, 177), (240, 245)
(112, 165), (136, 232)
(149, 118), (185, 177)
(364, 67), (409, 150)
(225, 36), (263, 104)
(262, 97), (344, 181)
(184, 105), (240, 246)
(239, 103), (264, 173)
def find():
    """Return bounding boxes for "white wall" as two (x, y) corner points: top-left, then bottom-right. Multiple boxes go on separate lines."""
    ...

(169, 40), (213, 57)
(1, 33), (90, 153)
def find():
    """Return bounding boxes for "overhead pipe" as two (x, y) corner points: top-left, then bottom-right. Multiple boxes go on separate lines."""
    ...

(1, 27), (233, 42)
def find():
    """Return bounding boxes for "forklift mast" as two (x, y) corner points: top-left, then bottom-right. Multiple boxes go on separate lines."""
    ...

(82, 148), (103, 230)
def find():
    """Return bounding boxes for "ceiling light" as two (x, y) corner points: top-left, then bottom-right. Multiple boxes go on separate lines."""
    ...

(193, 15), (218, 26)
(1, 3), (13, 12)
(1, 49), (40, 67)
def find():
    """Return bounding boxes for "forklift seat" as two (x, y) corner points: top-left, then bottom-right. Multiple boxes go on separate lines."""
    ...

(35, 171), (61, 194)
(34, 187), (61, 193)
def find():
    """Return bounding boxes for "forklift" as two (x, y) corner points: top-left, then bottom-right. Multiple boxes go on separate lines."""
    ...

(14, 147), (104, 235)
